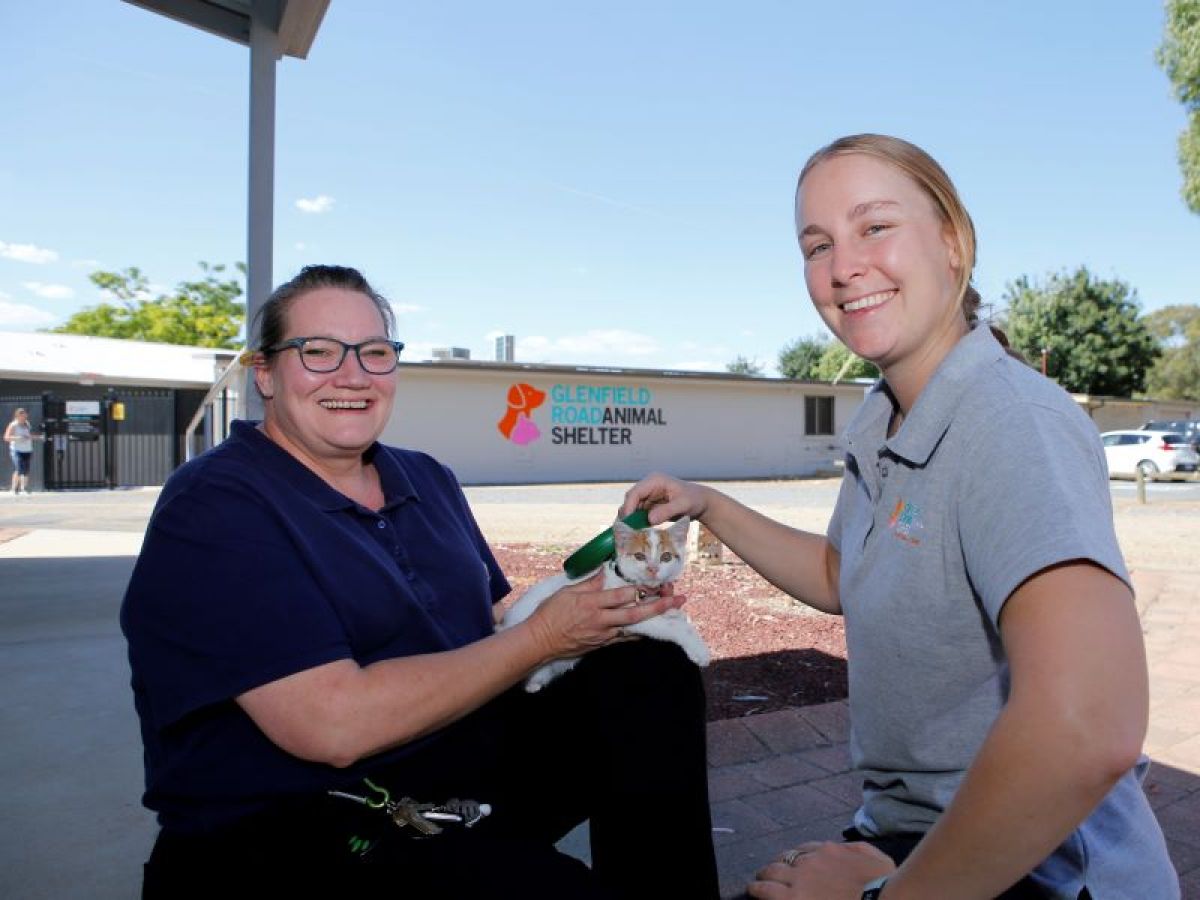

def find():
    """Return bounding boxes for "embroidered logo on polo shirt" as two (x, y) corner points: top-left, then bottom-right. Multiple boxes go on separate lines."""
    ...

(887, 497), (924, 546)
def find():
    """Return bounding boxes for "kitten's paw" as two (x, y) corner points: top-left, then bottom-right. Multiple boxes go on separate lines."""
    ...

(524, 664), (558, 692)
(524, 671), (552, 692)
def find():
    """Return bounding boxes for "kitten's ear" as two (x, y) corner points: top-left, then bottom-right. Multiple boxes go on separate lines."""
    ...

(612, 519), (635, 549)
(666, 516), (691, 544)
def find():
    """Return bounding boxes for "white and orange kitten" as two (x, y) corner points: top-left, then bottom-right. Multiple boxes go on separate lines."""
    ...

(499, 516), (710, 692)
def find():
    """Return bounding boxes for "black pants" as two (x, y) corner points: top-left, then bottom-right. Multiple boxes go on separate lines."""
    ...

(143, 640), (720, 900)
(843, 827), (1092, 899)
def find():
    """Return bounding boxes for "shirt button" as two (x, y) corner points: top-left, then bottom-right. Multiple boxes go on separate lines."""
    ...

(377, 520), (387, 529)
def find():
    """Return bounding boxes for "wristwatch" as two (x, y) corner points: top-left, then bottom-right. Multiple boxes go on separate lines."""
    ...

(861, 876), (889, 899)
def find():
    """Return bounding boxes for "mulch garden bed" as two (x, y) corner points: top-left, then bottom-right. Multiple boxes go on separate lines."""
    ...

(491, 543), (849, 723)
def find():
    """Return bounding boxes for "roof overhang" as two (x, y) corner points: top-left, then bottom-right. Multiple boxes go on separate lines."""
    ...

(122, 0), (330, 58)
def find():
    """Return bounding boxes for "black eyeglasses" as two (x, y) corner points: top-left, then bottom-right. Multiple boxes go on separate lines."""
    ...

(264, 337), (405, 374)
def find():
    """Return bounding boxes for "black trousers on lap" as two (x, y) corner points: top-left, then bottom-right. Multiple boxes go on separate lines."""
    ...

(143, 641), (720, 900)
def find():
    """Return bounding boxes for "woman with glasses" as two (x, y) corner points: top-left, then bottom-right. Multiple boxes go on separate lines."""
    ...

(121, 264), (719, 898)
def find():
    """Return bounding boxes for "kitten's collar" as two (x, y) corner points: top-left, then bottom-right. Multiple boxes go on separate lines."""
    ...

(612, 560), (663, 598)
(612, 559), (637, 584)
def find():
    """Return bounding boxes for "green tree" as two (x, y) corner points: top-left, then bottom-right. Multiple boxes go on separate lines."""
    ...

(1000, 266), (1160, 396)
(778, 334), (829, 379)
(1145, 304), (1200, 399)
(726, 355), (765, 376)
(1158, 0), (1200, 213)
(52, 261), (246, 348)
(1145, 303), (1200, 343)
(812, 341), (879, 382)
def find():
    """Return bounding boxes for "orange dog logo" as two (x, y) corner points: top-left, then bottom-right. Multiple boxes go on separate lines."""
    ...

(498, 383), (546, 445)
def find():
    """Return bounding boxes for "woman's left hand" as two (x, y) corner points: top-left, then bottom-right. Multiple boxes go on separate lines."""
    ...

(747, 841), (895, 899)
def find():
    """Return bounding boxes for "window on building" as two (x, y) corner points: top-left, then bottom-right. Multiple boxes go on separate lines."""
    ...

(805, 396), (834, 435)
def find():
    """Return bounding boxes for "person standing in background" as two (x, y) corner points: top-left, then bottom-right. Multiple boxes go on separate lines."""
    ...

(4, 408), (39, 495)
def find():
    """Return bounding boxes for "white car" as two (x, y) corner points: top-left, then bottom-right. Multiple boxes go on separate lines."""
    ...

(1101, 430), (1200, 480)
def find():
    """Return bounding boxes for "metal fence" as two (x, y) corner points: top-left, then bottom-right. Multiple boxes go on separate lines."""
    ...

(2, 390), (185, 490)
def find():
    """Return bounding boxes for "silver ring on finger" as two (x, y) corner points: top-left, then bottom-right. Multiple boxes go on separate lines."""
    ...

(781, 848), (802, 866)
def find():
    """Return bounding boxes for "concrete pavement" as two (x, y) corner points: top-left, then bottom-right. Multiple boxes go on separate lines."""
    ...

(1, 485), (1197, 898)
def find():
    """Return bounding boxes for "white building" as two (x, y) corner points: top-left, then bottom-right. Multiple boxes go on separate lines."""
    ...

(0, 331), (861, 486)
(2, 330), (1193, 487)
(381, 360), (861, 484)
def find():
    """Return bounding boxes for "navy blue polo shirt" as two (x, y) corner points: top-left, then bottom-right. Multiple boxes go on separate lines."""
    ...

(120, 420), (510, 832)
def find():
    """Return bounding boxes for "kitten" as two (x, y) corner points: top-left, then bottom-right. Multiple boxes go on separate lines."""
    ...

(499, 516), (711, 692)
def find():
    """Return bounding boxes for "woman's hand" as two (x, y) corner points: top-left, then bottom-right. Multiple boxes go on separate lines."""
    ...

(748, 841), (895, 899)
(525, 572), (687, 660)
(621, 472), (712, 524)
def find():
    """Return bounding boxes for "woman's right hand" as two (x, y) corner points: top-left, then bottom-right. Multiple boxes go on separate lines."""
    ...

(620, 472), (712, 524)
(525, 571), (686, 661)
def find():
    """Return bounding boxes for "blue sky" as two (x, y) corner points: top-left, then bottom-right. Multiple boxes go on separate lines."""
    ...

(2, 1), (1196, 375)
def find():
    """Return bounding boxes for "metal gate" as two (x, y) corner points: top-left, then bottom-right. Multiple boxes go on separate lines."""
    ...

(38, 389), (177, 490)
(42, 396), (115, 489)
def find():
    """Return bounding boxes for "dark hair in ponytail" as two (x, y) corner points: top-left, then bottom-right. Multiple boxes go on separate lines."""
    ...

(251, 265), (395, 352)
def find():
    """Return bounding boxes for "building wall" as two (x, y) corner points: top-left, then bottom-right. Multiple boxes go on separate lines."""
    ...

(5, 358), (1198, 489)
(1074, 396), (1195, 433)
(380, 365), (864, 484)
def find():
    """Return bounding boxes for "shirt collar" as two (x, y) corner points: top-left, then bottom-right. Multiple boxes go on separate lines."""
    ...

(844, 326), (1008, 467)
(232, 420), (419, 512)
(366, 442), (420, 511)
(842, 382), (893, 468)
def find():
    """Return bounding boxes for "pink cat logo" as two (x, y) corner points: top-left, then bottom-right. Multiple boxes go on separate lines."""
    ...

(497, 383), (546, 446)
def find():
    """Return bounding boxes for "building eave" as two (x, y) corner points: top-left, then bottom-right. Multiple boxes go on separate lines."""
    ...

(122, 0), (330, 59)
(408, 358), (866, 390)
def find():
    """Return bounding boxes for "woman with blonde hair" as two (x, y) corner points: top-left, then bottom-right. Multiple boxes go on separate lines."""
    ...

(4, 407), (39, 495)
(625, 135), (1178, 899)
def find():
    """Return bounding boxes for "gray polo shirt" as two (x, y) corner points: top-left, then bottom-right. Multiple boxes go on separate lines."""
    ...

(828, 325), (1178, 898)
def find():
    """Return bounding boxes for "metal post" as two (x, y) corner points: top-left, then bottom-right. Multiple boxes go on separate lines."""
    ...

(1136, 465), (1147, 505)
(245, 0), (280, 423)
(104, 391), (117, 489)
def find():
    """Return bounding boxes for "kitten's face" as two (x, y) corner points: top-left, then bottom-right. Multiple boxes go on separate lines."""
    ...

(611, 517), (690, 588)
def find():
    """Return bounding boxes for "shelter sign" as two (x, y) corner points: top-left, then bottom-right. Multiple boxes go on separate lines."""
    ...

(497, 382), (668, 448)
(64, 400), (103, 441)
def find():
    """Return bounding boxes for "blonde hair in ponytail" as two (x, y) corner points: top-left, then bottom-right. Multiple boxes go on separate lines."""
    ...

(796, 134), (981, 325)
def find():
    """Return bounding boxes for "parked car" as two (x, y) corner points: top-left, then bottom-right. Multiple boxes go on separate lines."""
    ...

(1101, 430), (1200, 480)
(1141, 419), (1200, 451)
